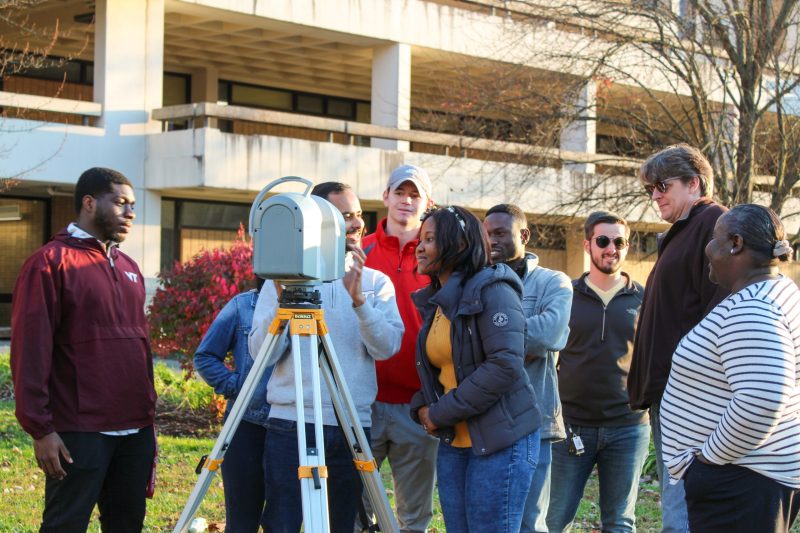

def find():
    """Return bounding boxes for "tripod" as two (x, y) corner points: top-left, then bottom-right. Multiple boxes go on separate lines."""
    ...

(173, 286), (399, 533)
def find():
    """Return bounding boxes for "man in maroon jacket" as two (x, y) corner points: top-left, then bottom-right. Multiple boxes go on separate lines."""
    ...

(11, 167), (157, 532)
(628, 144), (728, 533)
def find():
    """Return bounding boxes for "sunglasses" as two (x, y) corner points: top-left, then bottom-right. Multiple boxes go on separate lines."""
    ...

(594, 236), (629, 250)
(644, 176), (683, 195)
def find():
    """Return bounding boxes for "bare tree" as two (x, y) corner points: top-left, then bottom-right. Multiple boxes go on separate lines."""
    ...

(1, 1), (60, 79)
(414, 0), (800, 223)
(0, 0), (83, 190)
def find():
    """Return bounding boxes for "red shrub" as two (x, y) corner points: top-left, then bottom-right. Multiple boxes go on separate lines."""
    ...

(147, 225), (255, 372)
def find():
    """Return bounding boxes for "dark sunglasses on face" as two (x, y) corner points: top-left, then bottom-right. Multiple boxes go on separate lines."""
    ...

(644, 176), (683, 195)
(594, 236), (629, 250)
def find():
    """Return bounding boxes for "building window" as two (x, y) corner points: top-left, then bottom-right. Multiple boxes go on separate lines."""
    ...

(529, 224), (567, 250)
(163, 72), (191, 107)
(218, 80), (367, 121)
(296, 94), (324, 115)
(327, 98), (355, 118)
(160, 199), (251, 269)
(0, 196), (50, 327)
(7, 56), (94, 85)
(230, 84), (293, 110)
(163, 72), (191, 130)
(630, 231), (659, 255)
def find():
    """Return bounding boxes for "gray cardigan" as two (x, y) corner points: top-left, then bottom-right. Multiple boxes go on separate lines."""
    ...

(410, 264), (541, 455)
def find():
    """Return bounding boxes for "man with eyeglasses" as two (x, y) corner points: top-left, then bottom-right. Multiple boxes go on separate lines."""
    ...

(546, 211), (649, 533)
(483, 203), (573, 533)
(628, 143), (728, 532)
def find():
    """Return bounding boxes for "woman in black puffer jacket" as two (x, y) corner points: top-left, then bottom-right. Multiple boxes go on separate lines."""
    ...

(410, 205), (542, 533)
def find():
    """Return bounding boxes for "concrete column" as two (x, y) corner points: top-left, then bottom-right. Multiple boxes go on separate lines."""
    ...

(94, 0), (164, 131)
(371, 43), (411, 151)
(564, 225), (590, 279)
(137, 188), (162, 298)
(94, 0), (164, 278)
(191, 66), (219, 128)
(191, 66), (219, 103)
(560, 80), (597, 174)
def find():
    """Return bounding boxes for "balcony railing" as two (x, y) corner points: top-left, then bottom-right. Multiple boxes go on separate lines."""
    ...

(0, 91), (101, 126)
(152, 102), (643, 172)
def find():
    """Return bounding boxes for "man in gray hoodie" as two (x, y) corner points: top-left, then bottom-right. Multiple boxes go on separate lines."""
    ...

(249, 182), (403, 533)
(484, 204), (573, 533)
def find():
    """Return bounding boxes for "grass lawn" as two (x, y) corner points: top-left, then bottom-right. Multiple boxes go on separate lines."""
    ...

(0, 399), (228, 532)
(0, 352), (670, 532)
(1, 398), (666, 532)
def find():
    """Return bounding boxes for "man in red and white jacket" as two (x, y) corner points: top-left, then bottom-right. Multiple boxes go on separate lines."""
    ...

(360, 164), (437, 532)
(11, 167), (157, 532)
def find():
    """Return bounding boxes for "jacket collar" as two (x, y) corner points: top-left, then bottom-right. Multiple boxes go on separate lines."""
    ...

(57, 224), (118, 257)
(573, 272), (639, 297)
(657, 197), (717, 250)
(412, 263), (523, 320)
(374, 217), (419, 253)
(247, 288), (259, 308)
(520, 252), (540, 280)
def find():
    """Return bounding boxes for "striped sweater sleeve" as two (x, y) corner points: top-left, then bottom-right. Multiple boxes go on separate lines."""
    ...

(702, 294), (796, 463)
(661, 277), (800, 488)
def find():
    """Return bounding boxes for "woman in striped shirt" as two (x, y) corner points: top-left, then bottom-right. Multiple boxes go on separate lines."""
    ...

(660, 204), (800, 532)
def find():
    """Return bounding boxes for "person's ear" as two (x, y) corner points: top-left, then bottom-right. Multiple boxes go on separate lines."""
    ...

(584, 239), (591, 255)
(730, 234), (744, 255)
(520, 227), (531, 246)
(81, 194), (96, 215)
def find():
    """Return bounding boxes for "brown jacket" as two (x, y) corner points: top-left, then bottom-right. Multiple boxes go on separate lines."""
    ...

(628, 199), (728, 410)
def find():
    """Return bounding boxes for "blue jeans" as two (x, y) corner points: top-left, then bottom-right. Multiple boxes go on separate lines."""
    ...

(221, 420), (267, 532)
(520, 439), (552, 532)
(652, 400), (689, 533)
(263, 418), (367, 533)
(547, 423), (650, 532)
(436, 430), (539, 533)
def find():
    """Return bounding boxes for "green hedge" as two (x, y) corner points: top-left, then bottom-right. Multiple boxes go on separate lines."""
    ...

(154, 362), (222, 413)
(0, 353), (221, 414)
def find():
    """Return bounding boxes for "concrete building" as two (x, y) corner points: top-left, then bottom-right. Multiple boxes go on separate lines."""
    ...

(1, 0), (798, 328)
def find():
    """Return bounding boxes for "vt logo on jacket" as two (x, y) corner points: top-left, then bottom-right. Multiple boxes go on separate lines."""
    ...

(124, 271), (139, 283)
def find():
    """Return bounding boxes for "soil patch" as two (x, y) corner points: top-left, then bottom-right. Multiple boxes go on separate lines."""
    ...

(0, 386), (13, 402)
(155, 401), (221, 438)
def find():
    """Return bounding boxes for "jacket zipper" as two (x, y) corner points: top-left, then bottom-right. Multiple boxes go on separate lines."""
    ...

(584, 280), (630, 343)
(601, 304), (607, 342)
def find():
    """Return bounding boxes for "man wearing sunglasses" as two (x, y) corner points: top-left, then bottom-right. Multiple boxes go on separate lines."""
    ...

(628, 143), (728, 532)
(547, 211), (649, 532)
(484, 203), (573, 533)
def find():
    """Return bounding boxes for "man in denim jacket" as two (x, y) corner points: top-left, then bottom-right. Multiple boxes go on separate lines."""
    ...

(195, 284), (271, 532)
(484, 204), (573, 533)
